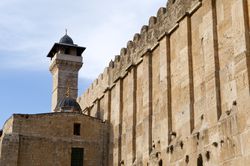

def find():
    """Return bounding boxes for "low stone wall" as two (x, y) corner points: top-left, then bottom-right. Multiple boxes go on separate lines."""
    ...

(0, 113), (109, 166)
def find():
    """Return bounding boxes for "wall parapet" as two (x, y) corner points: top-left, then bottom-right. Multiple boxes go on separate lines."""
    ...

(78, 0), (202, 109)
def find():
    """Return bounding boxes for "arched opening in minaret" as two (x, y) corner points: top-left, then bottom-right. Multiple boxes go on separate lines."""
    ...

(65, 48), (70, 54)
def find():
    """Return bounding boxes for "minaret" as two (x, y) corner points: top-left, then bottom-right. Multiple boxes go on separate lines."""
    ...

(47, 31), (85, 112)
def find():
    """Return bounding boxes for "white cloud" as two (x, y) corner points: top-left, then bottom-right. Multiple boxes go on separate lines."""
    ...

(0, 0), (167, 79)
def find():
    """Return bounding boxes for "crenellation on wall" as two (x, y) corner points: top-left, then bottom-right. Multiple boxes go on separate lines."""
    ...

(91, 0), (196, 96)
(114, 55), (121, 63)
(149, 16), (157, 28)
(120, 48), (127, 57)
(140, 25), (149, 35)
(109, 60), (114, 68)
(133, 33), (141, 44)
(80, 0), (204, 110)
(157, 7), (167, 18)
(127, 40), (134, 51)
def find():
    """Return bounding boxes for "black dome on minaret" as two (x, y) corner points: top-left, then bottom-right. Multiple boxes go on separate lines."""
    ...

(54, 84), (82, 113)
(59, 32), (74, 45)
(47, 30), (86, 58)
(56, 96), (82, 113)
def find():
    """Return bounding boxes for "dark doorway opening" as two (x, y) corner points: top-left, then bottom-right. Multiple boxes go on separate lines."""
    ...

(71, 148), (84, 166)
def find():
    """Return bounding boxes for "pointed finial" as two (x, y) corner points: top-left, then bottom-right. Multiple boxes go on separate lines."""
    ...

(65, 81), (70, 97)
(65, 29), (68, 35)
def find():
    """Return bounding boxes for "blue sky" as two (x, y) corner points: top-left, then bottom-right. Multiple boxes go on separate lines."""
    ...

(0, 0), (167, 128)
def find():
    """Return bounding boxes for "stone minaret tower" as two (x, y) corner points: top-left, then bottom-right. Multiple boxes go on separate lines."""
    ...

(47, 31), (85, 112)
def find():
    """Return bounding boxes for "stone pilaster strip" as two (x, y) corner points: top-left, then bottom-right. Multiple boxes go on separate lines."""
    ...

(118, 79), (123, 165)
(132, 66), (137, 162)
(212, 0), (222, 120)
(187, 16), (195, 133)
(166, 35), (173, 144)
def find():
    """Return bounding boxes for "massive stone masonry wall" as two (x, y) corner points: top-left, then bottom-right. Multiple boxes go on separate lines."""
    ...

(79, 0), (250, 165)
(0, 113), (109, 166)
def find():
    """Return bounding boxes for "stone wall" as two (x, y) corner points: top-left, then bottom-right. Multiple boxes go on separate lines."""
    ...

(78, 0), (250, 165)
(0, 113), (108, 166)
